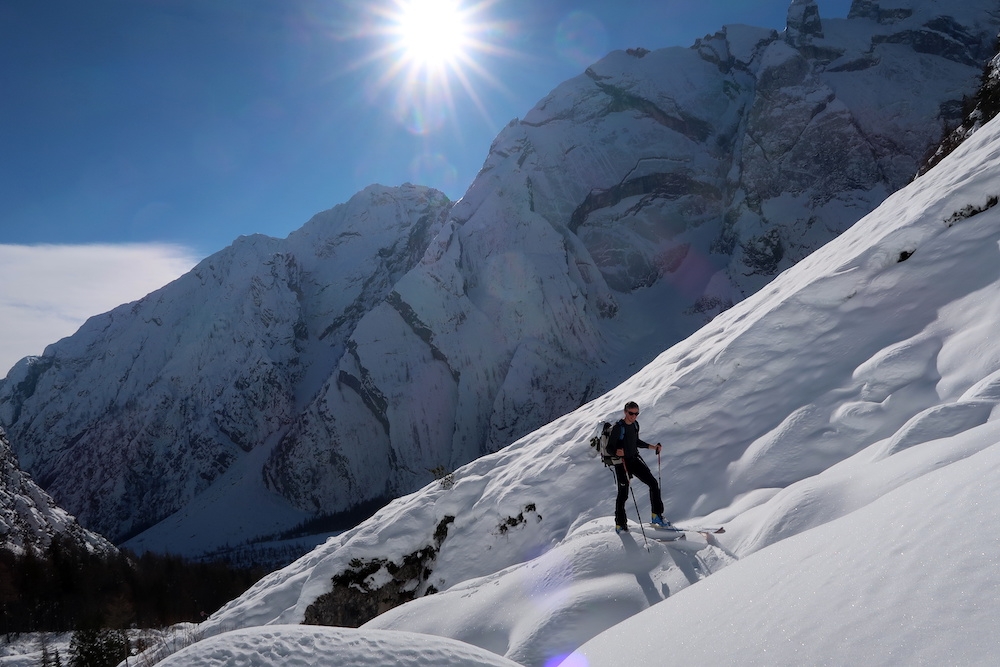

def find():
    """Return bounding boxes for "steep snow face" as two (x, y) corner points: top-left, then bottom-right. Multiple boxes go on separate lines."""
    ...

(260, 180), (616, 515)
(0, 428), (115, 557)
(2, 1), (999, 556)
(202, 103), (1000, 667)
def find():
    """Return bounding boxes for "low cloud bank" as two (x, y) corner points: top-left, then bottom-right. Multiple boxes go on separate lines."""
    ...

(0, 243), (200, 376)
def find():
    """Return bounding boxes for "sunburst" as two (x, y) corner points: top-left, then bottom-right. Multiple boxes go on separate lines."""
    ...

(362, 0), (513, 135)
(395, 0), (471, 70)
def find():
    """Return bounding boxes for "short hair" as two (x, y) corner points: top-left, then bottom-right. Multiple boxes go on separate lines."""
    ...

(624, 401), (639, 411)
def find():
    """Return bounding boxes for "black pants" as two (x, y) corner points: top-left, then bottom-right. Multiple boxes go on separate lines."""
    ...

(614, 455), (664, 527)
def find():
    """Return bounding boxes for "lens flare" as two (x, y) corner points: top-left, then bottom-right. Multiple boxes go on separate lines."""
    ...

(555, 11), (608, 68)
(545, 653), (588, 667)
(409, 152), (459, 189)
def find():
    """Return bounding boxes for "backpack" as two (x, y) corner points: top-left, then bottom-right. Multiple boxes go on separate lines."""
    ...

(588, 421), (617, 466)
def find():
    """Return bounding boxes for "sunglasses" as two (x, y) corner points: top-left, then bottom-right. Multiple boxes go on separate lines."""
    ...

(626, 410), (639, 416)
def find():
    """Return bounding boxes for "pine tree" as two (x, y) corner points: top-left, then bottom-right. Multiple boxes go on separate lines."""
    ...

(68, 628), (128, 667)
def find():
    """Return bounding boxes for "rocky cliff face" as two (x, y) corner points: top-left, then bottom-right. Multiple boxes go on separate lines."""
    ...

(2, 0), (999, 556)
(0, 428), (116, 557)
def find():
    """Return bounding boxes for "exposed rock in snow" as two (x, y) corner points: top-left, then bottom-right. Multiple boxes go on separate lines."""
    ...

(786, 0), (825, 47)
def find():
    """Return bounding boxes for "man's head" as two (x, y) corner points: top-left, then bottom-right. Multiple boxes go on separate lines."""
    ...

(623, 401), (639, 423)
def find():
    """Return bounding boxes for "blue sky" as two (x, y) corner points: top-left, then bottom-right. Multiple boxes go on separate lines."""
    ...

(0, 0), (852, 373)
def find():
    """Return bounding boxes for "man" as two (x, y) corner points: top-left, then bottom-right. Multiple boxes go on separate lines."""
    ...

(606, 401), (678, 534)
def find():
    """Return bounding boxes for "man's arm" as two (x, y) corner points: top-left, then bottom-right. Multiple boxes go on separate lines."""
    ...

(638, 436), (662, 454)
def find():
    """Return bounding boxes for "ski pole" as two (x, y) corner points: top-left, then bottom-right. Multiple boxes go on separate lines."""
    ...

(657, 447), (661, 488)
(621, 458), (649, 551)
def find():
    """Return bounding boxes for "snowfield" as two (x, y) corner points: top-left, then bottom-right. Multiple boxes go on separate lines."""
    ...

(151, 68), (1000, 667)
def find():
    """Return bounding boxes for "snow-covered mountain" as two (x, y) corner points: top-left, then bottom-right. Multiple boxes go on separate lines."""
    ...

(2, 0), (999, 557)
(0, 427), (115, 557)
(180, 82), (1000, 667)
(0, 184), (452, 549)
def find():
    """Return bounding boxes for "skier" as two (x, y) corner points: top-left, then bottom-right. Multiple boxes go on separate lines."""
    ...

(606, 401), (677, 533)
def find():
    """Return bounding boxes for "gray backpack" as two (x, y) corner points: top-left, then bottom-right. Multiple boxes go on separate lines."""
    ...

(588, 421), (618, 466)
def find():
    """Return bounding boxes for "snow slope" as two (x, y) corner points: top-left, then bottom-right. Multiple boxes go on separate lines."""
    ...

(574, 436), (1000, 665)
(159, 74), (1000, 667)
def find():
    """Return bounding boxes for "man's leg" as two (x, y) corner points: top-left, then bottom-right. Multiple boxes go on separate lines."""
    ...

(614, 464), (629, 527)
(629, 457), (664, 517)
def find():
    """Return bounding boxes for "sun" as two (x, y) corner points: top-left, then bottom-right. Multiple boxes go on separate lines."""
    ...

(394, 0), (470, 71)
(354, 0), (512, 135)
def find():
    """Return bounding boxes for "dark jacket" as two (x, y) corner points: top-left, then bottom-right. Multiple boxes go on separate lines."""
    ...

(605, 419), (653, 460)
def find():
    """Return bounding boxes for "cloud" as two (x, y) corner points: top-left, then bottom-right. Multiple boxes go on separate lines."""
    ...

(0, 243), (201, 377)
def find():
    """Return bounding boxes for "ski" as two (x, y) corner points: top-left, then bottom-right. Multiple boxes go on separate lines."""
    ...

(645, 524), (686, 540)
(645, 529), (685, 541)
(675, 525), (725, 534)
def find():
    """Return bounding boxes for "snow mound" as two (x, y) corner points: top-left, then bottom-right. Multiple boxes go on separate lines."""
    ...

(153, 625), (521, 667)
